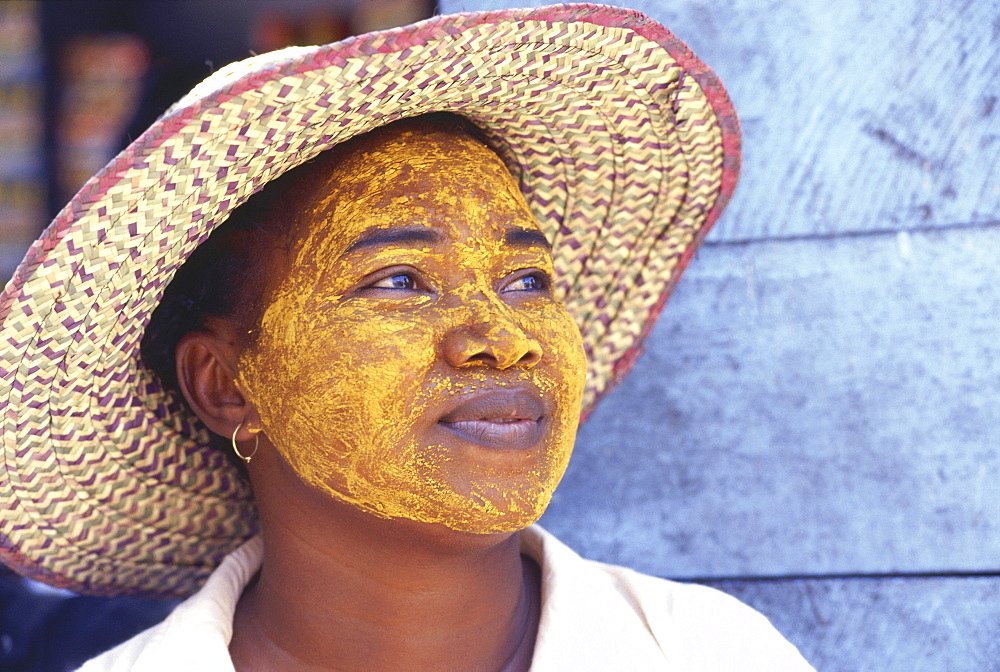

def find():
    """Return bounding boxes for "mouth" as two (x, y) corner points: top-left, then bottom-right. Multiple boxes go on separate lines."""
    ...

(436, 388), (545, 451)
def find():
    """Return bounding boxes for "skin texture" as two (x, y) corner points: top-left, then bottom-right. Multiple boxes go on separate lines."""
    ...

(236, 124), (587, 534)
(176, 118), (586, 671)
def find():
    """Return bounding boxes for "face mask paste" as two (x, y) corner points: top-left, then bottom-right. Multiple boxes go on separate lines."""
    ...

(238, 124), (587, 534)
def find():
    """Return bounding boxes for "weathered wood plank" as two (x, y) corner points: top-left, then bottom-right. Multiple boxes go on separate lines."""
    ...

(698, 575), (1000, 672)
(541, 224), (1000, 577)
(443, 0), (1000, 241)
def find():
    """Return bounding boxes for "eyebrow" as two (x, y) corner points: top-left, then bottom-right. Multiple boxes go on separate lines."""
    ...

(343, 227), (441, 254)
(342, 224), (551, 255)
(504, 227), (552, 250)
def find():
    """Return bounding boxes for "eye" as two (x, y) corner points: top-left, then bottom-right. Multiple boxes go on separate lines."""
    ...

(502, 270), (550, 294)
(370, 273), (417, 290)
(355, 266), (429, 296)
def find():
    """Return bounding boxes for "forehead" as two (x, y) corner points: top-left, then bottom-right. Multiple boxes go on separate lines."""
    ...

(288, 121), (541, 256)
(252, 121), (550, 299)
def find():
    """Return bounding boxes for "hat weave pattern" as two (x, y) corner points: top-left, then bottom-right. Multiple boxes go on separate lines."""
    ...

(0, 4), (739, 596)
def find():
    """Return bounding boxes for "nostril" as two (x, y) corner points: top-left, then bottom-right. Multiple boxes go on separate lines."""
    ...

(518, 350), (541, 367)
(442, 325), (542, 369)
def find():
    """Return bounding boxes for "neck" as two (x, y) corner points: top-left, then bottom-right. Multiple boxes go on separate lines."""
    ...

(230, 452), (540, 672)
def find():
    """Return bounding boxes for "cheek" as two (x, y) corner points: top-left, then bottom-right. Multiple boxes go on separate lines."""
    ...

(539, 309), (587, 487)
(534, 307), (588, 408)
(238, 296), (441, 472)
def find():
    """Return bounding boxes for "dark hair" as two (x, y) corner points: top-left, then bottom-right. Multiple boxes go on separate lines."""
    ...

(139, 176), (292, 396)
(140, 112), (490, 403)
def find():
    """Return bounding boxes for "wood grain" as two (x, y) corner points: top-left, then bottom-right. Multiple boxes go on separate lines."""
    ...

(541, 224), (1000, 577)
(700, 575), (1000, 672)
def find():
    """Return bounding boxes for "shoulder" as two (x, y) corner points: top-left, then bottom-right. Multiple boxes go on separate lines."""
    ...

(76, 537), (263, 671)
(615, 568), (813, 671)
(522, 526), (814, 672)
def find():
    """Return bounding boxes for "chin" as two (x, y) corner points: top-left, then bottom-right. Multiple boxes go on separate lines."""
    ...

(339, 477), (556, 535)
(422, 480), (557, 535)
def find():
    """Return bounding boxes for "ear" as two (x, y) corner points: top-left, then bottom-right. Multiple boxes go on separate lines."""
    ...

(175, 316), (259, 440)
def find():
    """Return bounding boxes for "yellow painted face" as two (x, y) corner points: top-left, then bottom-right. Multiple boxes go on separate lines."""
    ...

(237, 122), (587, 534)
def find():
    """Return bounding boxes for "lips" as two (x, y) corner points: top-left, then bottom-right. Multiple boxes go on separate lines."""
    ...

(437, 388), (545, 450)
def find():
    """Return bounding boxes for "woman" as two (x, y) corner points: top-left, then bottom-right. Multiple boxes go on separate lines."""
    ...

(0, 5), (812, 670)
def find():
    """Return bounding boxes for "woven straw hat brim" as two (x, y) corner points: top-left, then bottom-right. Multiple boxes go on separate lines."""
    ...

(0, 3), (739, 597)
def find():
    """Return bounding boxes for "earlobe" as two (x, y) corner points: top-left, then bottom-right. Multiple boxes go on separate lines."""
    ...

(175, 320), (257, 438)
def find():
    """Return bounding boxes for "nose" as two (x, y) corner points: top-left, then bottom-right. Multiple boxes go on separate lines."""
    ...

(443, 321), (542, 370)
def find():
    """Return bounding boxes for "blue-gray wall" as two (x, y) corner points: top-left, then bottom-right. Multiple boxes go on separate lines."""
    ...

(440, 1), (1000, 669)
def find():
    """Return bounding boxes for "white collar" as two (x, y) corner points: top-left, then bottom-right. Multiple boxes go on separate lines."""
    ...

(81, 527), (811, 671)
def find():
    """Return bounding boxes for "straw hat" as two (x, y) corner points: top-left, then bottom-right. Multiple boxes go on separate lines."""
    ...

(0, 3), (739, 597)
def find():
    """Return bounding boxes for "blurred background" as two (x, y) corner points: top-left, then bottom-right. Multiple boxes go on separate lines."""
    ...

(1, 1), (998, 670)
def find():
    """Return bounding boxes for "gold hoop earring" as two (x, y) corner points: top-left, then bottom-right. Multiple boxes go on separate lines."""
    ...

(231, 422), (259, 464)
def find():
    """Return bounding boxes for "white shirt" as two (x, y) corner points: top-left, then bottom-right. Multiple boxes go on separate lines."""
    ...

(78, 527), (813, 671)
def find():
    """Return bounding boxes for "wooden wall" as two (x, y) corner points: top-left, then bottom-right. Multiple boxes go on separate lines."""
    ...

(440, 0), (1000, 668)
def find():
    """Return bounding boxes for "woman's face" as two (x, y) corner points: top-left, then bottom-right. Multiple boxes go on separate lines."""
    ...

(237, 123), (587, 534)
